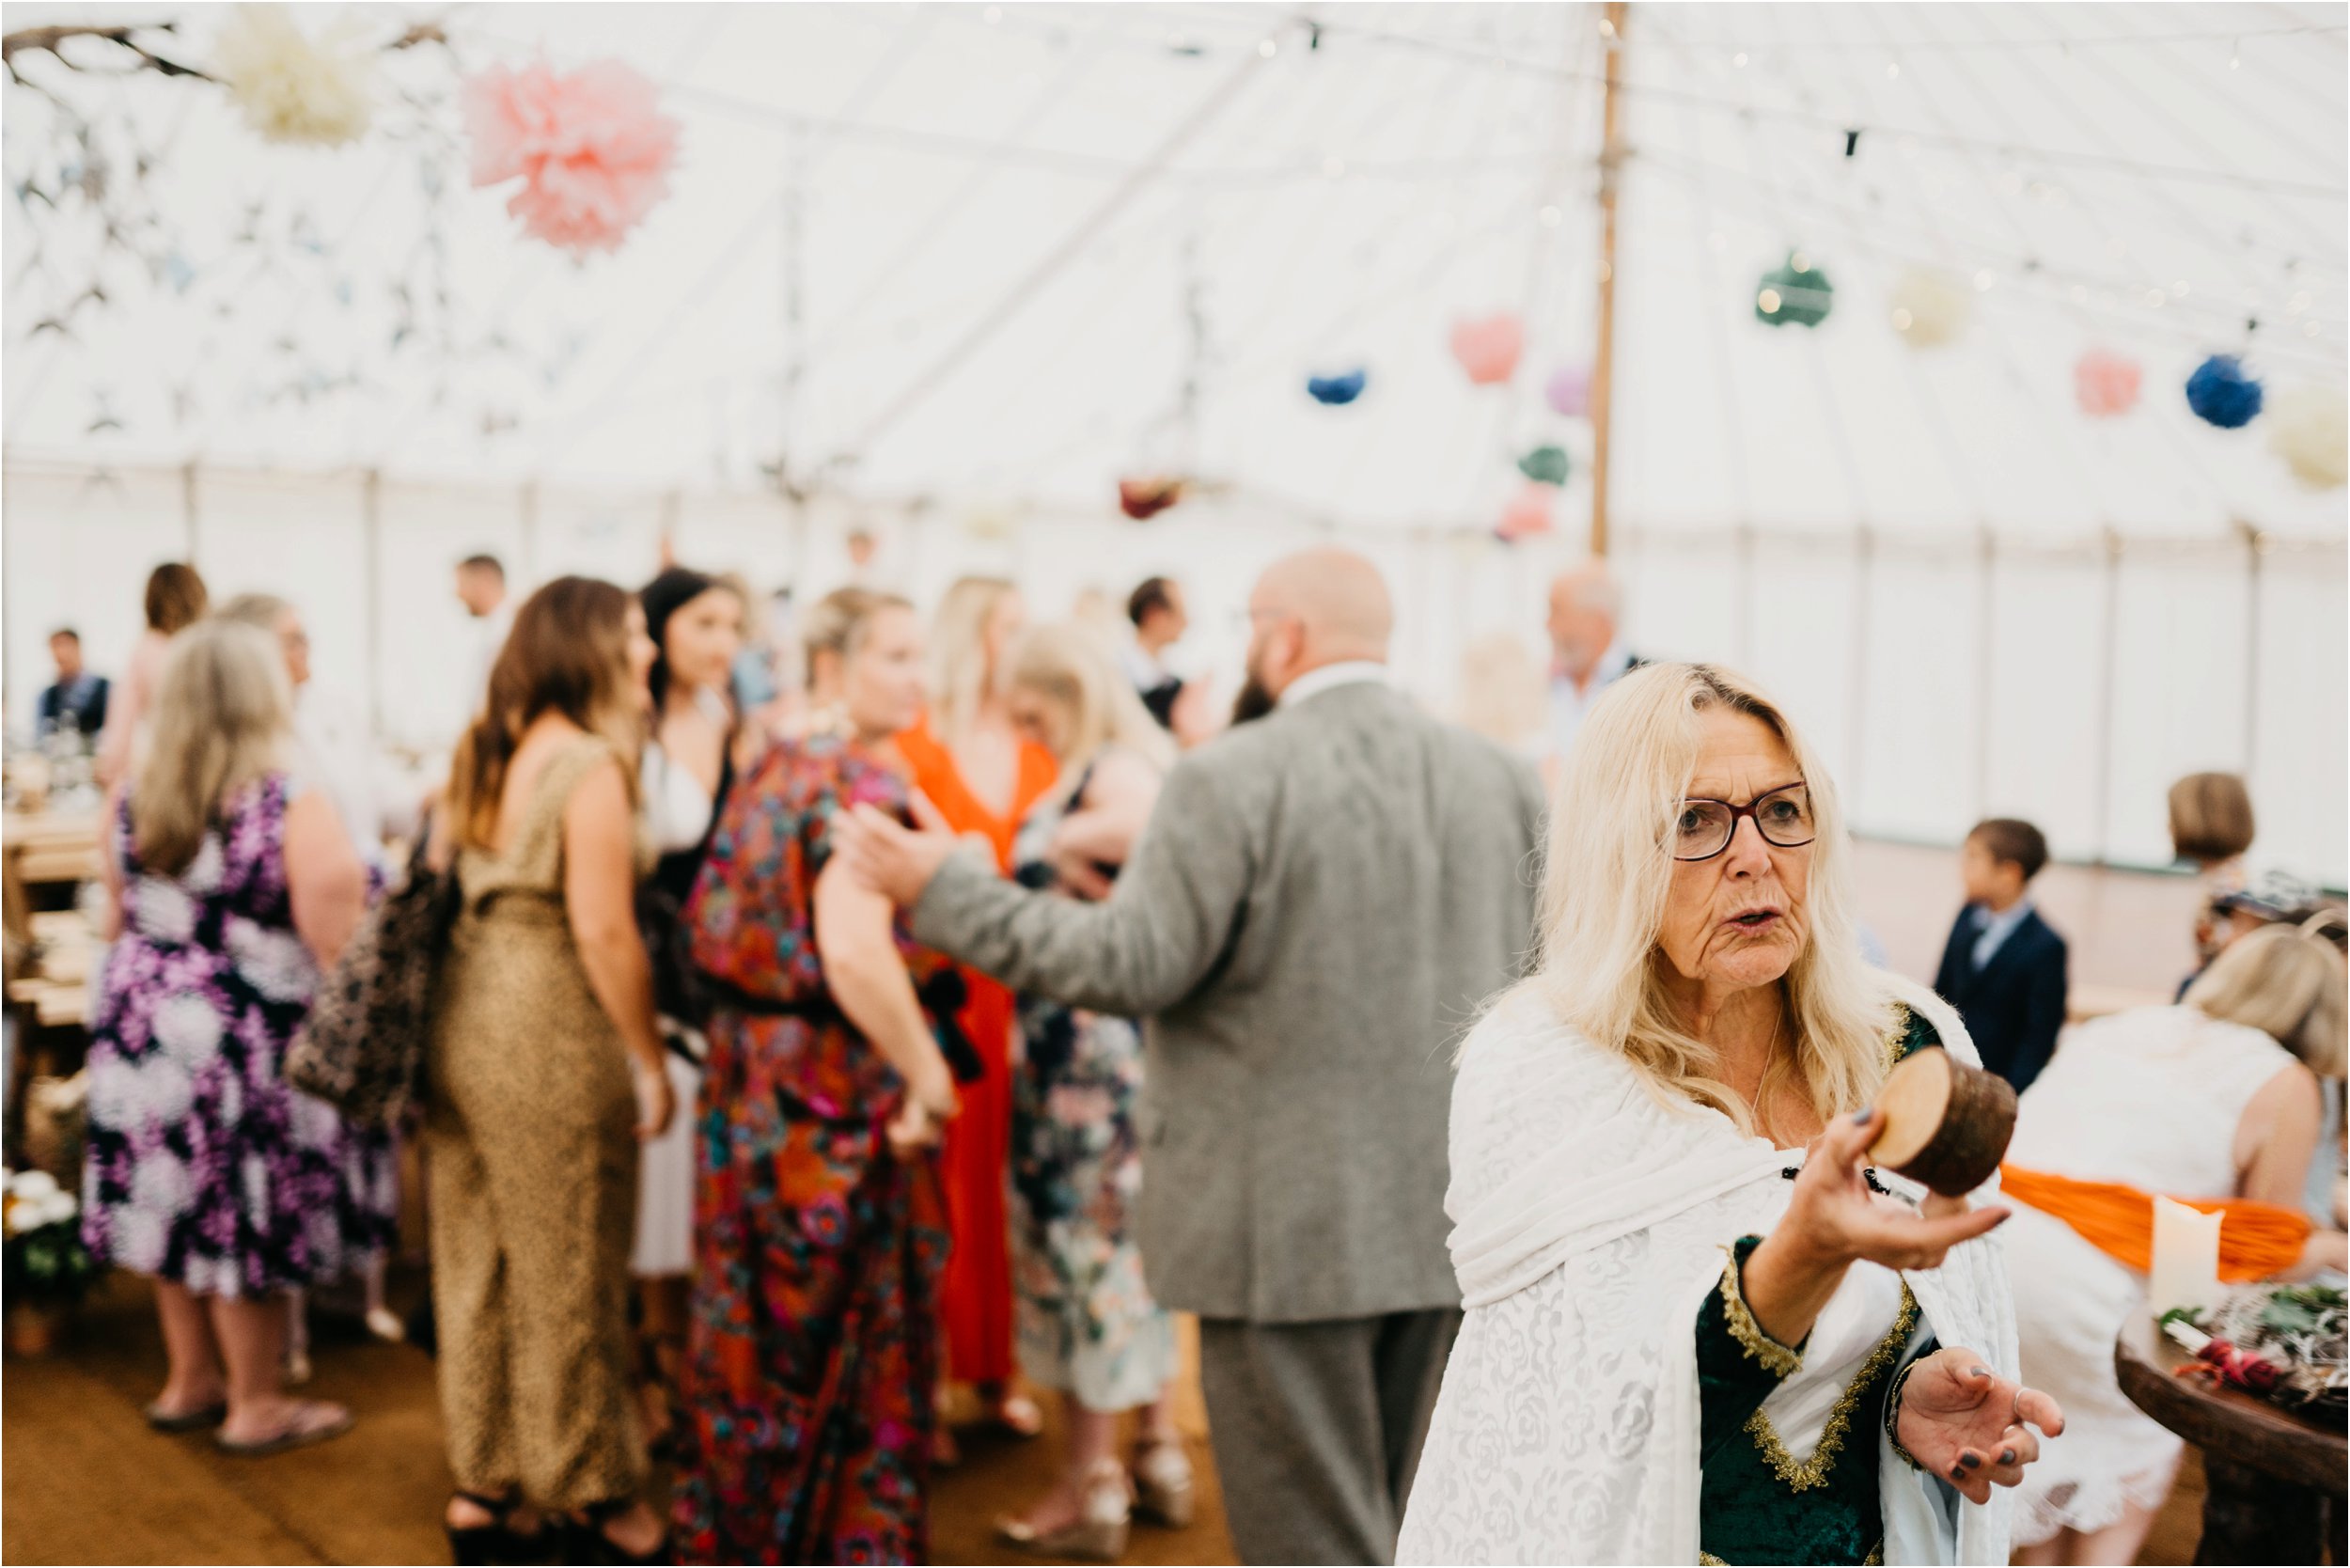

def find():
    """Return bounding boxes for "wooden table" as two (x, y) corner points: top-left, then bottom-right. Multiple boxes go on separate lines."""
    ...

(2116, 1312), (2348, 1564)
(3, 809), (102, 888)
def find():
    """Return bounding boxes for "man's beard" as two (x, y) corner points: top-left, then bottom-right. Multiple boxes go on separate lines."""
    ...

(1230, 671), (1277, 727)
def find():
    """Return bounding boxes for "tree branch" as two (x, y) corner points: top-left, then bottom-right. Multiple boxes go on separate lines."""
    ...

(2, 23), (216, 84)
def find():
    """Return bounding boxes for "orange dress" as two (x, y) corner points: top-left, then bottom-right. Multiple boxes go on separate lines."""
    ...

(894, 713), (1059, 1387)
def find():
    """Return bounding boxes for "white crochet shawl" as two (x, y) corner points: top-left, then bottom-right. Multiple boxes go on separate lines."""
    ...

(1397, 972), (2016, 1567)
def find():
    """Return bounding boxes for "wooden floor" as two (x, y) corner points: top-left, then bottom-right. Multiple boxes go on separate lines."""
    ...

(1, 1269), (2210, 1565)
(2, 1267), (1235, 1566)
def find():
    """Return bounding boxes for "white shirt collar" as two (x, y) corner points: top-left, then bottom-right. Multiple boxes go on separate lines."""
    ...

(1278, 660), (1391, 709)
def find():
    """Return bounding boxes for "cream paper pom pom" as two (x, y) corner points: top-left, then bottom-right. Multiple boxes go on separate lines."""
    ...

(1888, 268), (1970, 348)
(214, 5), (375, 148)
(2267, 384), (2348, 489)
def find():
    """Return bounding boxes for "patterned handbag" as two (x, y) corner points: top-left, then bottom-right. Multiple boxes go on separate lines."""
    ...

(285, 832), (460, 1126)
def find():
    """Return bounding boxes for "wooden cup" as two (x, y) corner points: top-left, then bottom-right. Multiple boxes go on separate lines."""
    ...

(1867, 1047), (2017, 1197)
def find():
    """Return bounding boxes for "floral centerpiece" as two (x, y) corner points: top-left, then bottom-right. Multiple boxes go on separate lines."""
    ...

(4, 1168), (100, 1354)
(2162, 1283), (2348, 1416)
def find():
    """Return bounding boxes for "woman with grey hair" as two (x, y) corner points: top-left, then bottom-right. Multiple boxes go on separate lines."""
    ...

(1399, 662), (2060, 1566)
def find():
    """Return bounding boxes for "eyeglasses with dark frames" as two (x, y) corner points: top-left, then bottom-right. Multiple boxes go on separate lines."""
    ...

(1673, 783), (1816, 862)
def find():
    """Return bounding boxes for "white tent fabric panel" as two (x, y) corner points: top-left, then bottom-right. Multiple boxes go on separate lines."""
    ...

(1981, 553), (2107, 861)
(2102, 546), (2255, 868)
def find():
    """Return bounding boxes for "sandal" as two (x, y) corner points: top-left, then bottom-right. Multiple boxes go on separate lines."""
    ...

(142, 1399), (227, 1434)
(558, 1497), (674, 1567)
(1133, 1435), (1197, 1529)
(996, 1459), (1133, 1561)
(445, 1491), (545, 1567)
(214, 1400), (353, 1458)
(989, 1391), (1046, 1439)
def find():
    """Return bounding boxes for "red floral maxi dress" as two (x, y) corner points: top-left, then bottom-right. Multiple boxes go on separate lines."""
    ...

(672, 734), (965, 1565)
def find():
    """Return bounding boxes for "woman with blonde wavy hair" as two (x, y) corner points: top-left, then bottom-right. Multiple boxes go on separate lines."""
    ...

(81, 618), (367, 1457)
(991, 625), (1187, 1556)
(1399, 662), (2062, 1567)
(894, 575), (1058, 1448)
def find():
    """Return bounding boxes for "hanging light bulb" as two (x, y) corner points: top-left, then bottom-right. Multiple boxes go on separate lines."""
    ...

(1258, 38), (1277, 56)
(1886, 60), (1901, 79)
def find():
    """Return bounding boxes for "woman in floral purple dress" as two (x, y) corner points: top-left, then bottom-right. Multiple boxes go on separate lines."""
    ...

(80, 619), (368, 1455)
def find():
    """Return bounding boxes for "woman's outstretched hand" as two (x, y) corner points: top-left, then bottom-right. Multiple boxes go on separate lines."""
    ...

(1743, 1107), (2011, 1347)
(1786, 1107), (2011, 1273)
(1897, 1347), (2065, 1504)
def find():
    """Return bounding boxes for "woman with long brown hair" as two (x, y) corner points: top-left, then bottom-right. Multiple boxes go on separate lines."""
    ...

(424, 575), (674, 1565)
(96, 559), (208, 788)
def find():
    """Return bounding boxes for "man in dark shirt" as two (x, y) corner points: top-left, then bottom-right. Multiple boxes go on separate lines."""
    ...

(36, 628), (108, 741)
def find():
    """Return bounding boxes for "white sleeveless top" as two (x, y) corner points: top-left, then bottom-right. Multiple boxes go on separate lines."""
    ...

(2007, 1004), (2295, 1195)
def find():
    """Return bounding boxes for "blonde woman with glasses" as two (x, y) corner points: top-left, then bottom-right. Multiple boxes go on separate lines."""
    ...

(1400, 662), (2060, 1566)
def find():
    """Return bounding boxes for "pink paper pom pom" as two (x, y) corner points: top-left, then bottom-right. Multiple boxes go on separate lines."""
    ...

(1496, 480), (1558, 541)
(463, 59), (681, 255)
(2075, 348), (2142, 418)
(1450, 313), (1525, 386)
(1543, 364), (1591, 417)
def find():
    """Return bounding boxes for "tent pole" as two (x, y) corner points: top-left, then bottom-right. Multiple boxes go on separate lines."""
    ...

(180, 460), (199, 563)
(1589, 1), (1628, 559)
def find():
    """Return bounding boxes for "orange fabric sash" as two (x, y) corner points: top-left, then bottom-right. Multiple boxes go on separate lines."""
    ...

(1998, 1164), (2313, 1282)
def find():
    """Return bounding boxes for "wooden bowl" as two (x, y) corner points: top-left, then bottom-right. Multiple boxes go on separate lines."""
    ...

(1867, 1047), (2017, 1197)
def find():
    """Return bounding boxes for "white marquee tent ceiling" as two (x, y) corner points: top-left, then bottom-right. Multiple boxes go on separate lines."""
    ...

(5, 1), (2346, 540)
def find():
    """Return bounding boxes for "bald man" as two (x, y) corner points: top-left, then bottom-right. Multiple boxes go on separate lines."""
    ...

(1545, 559), (1643, 756)
(838, 549), (1546, 1564)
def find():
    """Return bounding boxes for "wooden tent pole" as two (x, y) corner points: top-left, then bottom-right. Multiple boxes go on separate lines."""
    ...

(1589, 0), (1628, 558)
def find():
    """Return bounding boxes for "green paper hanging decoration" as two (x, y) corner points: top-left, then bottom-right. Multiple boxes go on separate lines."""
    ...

(1754, 250), (1833, 329)
(1517, 445), (1571, 486)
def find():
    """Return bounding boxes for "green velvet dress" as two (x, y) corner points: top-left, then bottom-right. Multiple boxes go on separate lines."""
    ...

(1693, 1008), (1943, 1566)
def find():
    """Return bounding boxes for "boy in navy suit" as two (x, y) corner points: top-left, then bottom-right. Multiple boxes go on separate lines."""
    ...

(1934, 818), (2069, 1093)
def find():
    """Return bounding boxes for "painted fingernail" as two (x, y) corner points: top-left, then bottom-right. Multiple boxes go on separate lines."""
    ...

(1853, 1106), (1874, 1125)
(1961, 1453), (1981, 1470)
(1950, 1466), (1967, 1482)
(2000, 1449), (2017, 1466)
(1991, 1210), (2012, 1227)
(1969, 1366), (1991, 1379)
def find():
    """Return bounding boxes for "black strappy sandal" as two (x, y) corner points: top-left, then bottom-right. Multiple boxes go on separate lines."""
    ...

(444, 1491), (545, 1566)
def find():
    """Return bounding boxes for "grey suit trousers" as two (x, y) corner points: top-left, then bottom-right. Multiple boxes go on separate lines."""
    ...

(1198, 1309), (1463, 1566)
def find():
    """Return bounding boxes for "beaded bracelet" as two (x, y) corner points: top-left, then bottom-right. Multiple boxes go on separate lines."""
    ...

(1883, 1356), (1928, 1472)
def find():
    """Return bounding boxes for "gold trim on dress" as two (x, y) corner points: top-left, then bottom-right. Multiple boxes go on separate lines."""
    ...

(1718, 1247), (1804, 1378)
(1743, 1282), (1919, 1494)
(1882, 1003), (1914, 1073)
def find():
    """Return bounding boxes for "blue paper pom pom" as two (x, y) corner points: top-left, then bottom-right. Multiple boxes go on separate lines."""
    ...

(2185, 354), (2264, 429)
(1307, 368), (1368, 405)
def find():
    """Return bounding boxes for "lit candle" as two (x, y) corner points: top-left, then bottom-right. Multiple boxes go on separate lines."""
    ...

(2147, 1197), (2224, 1318)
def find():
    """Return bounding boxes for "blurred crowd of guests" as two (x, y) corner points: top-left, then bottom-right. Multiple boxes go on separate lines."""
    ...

(28, 538), (2349, 1568)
